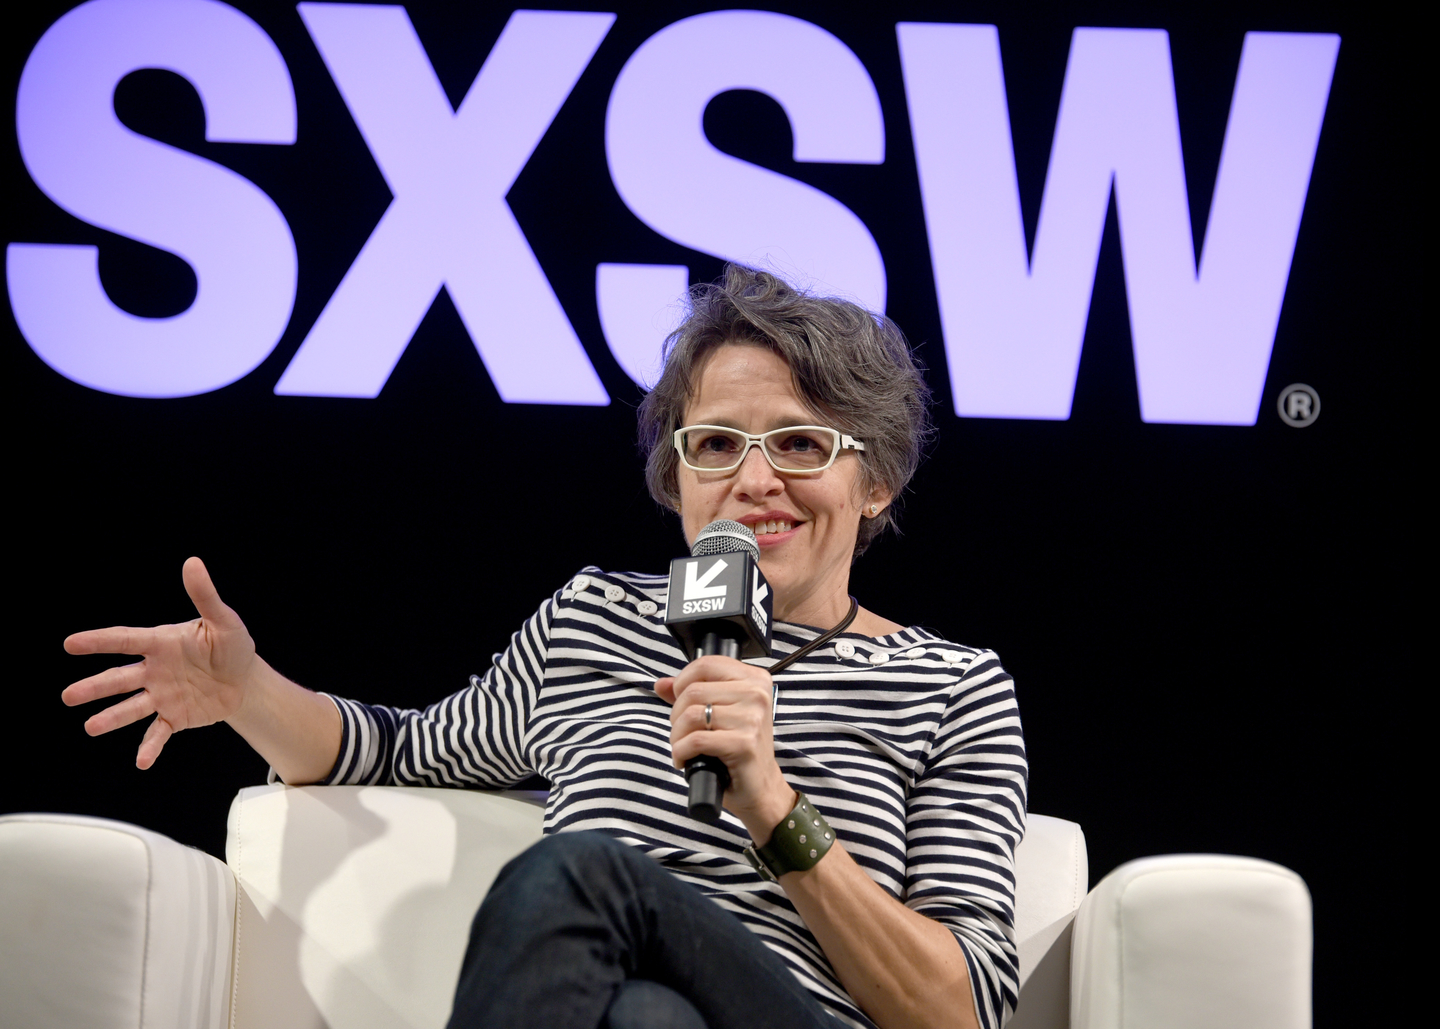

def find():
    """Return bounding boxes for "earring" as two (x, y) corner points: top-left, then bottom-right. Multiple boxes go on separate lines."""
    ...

(870, 504), (878, 515)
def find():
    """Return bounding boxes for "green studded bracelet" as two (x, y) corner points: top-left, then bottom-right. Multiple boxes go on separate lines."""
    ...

(743, 792), (835, 882)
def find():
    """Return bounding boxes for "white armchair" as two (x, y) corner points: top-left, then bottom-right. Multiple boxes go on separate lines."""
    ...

(0, 788), (1310, 1029)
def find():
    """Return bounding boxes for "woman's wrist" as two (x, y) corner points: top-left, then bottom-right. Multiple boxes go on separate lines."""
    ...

(226, 658), (342, 785)
(226, 655), (284, 729)
(736, 770), (800, 846)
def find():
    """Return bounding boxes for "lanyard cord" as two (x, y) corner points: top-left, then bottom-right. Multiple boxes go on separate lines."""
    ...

(767, 596), (860, 675)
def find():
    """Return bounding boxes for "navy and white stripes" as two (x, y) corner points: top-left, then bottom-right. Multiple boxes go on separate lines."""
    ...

(321, 568), (1028, 1028)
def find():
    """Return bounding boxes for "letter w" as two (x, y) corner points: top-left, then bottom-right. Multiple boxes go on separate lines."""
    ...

(897, 25), (1338, 424)
(277, 5), (613, 403)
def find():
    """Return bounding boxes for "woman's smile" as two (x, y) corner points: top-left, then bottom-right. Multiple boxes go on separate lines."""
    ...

(739, 513), (802, 545)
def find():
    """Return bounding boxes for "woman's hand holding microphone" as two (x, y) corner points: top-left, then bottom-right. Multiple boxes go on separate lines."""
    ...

(654, 656), (796, 845)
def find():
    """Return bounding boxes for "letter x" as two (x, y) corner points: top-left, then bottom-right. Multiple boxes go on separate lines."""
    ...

(276, 5), (613, 403)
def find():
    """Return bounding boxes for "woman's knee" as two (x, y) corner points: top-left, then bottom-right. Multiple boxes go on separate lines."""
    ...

(603, 980), (708, 1029)
(491, 830), (642, 895)
(463, 832), (641, 965)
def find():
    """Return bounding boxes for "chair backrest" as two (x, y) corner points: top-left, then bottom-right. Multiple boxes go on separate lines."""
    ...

(226, 784), (545, 1029)
(226, 788), (1087, 1029)
(1011, 813), (1089, 1029)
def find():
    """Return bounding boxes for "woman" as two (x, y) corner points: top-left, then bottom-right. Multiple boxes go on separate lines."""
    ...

(63, 266), (1027, 1029)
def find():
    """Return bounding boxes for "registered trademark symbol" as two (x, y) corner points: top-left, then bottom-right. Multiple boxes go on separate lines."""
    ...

(1277, 384), (1320, 427)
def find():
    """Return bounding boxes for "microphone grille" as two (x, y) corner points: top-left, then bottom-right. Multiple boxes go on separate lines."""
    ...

(691, 519), (760, 562)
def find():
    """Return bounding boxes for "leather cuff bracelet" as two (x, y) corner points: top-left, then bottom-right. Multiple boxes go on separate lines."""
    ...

(743, 792), (834, 882)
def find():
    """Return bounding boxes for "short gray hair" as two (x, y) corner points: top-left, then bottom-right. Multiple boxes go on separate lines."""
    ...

(637, 265), (933, 558)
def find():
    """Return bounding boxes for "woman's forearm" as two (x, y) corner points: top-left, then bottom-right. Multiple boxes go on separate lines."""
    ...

(779, 842), (978, 1029)
(727, 758), (980, 1029)
(225, 657), (342, 785)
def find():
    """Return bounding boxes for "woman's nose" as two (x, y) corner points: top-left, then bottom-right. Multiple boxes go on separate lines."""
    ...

(733, 445), (783, 498)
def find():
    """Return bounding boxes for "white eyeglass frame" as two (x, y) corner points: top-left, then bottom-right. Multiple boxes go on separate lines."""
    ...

(672, 424), (866, 474)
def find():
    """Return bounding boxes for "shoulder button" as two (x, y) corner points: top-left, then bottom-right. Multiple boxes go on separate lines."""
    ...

(868, 651), (889, 665)
(572, 575), (591, 592)
(834, 640), (857, 659)
(941, 649), (963, 664)
(604, 584), (625, 603)
(637, 600), (658, 616)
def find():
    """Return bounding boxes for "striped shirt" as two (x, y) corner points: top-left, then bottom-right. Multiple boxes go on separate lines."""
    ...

(322, 568), (1028, 1028)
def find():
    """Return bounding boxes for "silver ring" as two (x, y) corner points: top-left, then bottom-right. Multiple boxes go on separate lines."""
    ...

(704, 704), (713, 729)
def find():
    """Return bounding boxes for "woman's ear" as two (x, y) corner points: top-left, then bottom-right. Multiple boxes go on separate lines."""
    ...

(864, 485), (894, 518)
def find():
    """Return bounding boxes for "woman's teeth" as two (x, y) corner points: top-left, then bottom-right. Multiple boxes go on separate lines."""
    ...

(754, 520), (792, 535)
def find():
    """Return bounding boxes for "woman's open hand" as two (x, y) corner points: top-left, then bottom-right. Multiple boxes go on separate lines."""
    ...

(62, 556), (257, 769)
(655, 656), (794, 836)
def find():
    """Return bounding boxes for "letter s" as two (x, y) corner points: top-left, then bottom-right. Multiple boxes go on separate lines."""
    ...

(8, 0), (297, 398)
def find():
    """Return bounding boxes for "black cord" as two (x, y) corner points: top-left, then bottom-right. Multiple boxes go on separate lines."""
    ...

(767, 596), (859, 675)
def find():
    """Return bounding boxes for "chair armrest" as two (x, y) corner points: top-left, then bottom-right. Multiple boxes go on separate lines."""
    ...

(0, 813), (235, 1029)
(1070, 854), (1311, 1029)
(1009, 814), (1088, 1029)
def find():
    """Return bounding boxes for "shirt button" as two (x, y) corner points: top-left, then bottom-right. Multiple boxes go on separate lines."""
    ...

(834, 640), (856, 659)
(868, 652), (889, 665)
(905, 647), (924, 659)
(637, 600), (658, 616)
(604, 585), (625, 603)
(572, 575), (591, 592)
(941, 649), (963, 664)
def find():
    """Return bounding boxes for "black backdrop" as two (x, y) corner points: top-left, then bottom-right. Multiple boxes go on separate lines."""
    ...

(5, 1), (1416, 1024)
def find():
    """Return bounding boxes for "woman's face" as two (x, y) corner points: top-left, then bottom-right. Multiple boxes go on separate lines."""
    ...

(677, 344), (887, 626)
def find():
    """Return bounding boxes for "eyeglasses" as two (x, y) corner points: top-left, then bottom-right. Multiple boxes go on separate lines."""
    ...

(673, 425), (866, 474)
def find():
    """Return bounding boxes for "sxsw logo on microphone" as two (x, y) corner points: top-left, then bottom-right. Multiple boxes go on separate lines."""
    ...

(681, 557), (730, 615)
(677, 556), (772, 627)
(9, 3), (1338, 425)
(664, 551), (773, 660)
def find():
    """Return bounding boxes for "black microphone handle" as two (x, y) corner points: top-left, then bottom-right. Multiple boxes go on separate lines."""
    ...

(685, 630), (738, 822)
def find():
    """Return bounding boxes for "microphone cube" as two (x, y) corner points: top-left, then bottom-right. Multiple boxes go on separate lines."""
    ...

(664, 552), (773, 661)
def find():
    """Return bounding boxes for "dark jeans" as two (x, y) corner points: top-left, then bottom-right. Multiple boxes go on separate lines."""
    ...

(446, 830), (839, 1029)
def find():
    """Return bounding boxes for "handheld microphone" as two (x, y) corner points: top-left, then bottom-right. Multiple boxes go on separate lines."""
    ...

(664, 519), (773, 822)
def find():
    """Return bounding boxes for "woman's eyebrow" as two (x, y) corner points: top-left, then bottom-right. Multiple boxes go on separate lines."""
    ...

(686, 414), (817, 433)
(763, 418), (822, 432)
